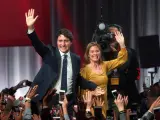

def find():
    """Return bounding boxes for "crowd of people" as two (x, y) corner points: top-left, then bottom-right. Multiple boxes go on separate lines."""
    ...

(0, 8), (160, 120)
(0, 80), (160, 120)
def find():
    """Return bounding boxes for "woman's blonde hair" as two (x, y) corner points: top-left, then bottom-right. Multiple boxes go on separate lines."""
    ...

(84, 42), (103, 65)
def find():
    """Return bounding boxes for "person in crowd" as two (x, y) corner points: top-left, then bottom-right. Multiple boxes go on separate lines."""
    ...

(115, 94), (160, 120)
(83, 91), (95, 119)
(0, 80), (32, 119)
(114, 94), (128, 120)
(140, 82), (160, 117)
(142, 96), (160, 120)
(80, 30), (128, 118)
(23, 85), (39, 120)
(62, 95), (70, 120)
(40, 88), (57, 120)
(0, 80), (33, 120)
(107, 24), (141, 107)
(83, 91), (105, 120)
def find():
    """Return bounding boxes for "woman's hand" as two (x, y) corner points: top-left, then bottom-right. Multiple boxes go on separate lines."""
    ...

(114, 31), (126, 48)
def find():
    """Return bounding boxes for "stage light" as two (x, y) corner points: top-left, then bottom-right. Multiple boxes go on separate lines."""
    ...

(98, 22), (106, 31)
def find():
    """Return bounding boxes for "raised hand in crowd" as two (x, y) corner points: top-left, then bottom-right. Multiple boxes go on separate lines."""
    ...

(0, 110), (12, 120)
(140, 96), (160, 120)
(61, 95), (70, 120)
(23, 85), (38, 120)
(26, 85), (38, 99)
(94, 96), (104, 107)
(83, 91), (94, 119)
(148, 96), (160, 113)
(43, 88), (57, 106)
(83, 91), (94, 110)
(13, 109), (23, 120)
(25, 8), (38, 30)
(3, 94), (15, 115)
(32, 114), (41, 120)
(114, 94), (128, 120)
(114, 94), (125, 112)
(40, 88), (56, 120)
(62, 95), (68, 112)
(123, 96), (128, 108)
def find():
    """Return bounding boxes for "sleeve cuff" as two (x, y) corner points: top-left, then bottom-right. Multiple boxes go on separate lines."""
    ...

(27, 29), (34, 34)
(148, 110), (154, 114)
(64, 114), (70, 120)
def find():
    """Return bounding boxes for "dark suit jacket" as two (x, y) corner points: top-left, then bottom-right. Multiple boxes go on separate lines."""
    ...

(108, 48), (141, 105)
(27, 31), (97, 102)
(117, 48), (141, 104)
(141, 111), (154, 120)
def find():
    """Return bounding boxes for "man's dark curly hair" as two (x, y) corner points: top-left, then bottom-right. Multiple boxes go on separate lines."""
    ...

(56, 28), (73, 41)
(107, 24), (122, 33)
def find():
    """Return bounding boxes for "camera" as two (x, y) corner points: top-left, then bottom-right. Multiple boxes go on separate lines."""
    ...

(100, 32), (115, 40)
(92, 32), (115, 51)
(92, 25), (119, 54)
(92, 22), (122, 54)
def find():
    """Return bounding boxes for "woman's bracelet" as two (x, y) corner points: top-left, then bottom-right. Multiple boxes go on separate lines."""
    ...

(25, 97), (31, 102)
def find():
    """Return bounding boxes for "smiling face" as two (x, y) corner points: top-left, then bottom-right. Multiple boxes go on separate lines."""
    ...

(57, 34), (72, 53)
(88, 45), (101, 63)
(84, 42), (102, 64)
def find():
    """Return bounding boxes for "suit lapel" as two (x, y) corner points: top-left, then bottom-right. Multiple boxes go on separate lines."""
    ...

(70, 53), (76, 77)
(55, 48), (61, 75)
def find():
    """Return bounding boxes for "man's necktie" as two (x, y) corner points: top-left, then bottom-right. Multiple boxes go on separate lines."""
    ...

(61, 54), (68, 92)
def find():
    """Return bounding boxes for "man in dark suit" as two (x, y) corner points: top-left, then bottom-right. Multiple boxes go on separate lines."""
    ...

(25, 9), (97, 110)
(107, 24), (141, 107)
